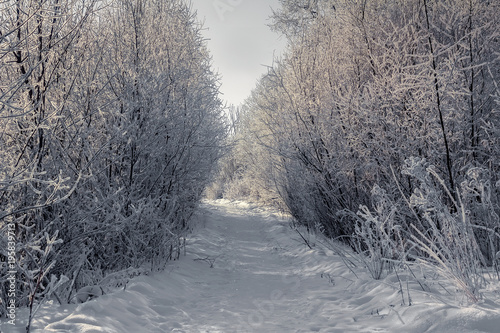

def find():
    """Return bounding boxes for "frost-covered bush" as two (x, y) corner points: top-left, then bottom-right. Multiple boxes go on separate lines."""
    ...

(352, 185), (405, 280)
(351, 157), (499, 302)
(403, 158), (491, 303)
(459, 167), (500, 266)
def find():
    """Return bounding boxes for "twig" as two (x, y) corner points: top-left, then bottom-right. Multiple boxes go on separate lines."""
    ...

(394, 268), (406, 306)
(194, 256), (218, 268)
(294, 228), (312, 249)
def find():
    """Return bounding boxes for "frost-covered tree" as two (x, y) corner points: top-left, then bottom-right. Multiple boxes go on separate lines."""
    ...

(0, 0), (100, 321)
(1, 0), (225, 321)
(75, 0), (226, 273)
(227, 0), (500, 259)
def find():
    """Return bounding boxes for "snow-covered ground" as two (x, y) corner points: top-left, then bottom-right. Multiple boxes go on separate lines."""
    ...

(3, 200), (500, 332)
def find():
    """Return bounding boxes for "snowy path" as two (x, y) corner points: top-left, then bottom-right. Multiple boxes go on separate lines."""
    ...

(4, 200), (500, 332)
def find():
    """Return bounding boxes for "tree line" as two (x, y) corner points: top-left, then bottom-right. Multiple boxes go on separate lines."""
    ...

(0, 0), (226, 321)
(213, 0), (500, 302)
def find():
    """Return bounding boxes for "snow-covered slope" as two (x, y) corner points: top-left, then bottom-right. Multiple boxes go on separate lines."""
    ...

(3, 200), (500, 332)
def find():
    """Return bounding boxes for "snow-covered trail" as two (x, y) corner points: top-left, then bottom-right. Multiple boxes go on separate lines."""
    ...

(30, 200), (399, 332)
(4, 200), (500, 332)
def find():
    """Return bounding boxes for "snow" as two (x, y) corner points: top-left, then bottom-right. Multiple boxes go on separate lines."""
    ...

(2, 200), (500, 332)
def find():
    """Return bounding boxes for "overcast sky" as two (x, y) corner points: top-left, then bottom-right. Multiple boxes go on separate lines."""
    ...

(190, 0), (286, 107)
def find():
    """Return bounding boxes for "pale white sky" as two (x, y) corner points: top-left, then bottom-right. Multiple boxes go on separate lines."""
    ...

(190, 0), (286, 107)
